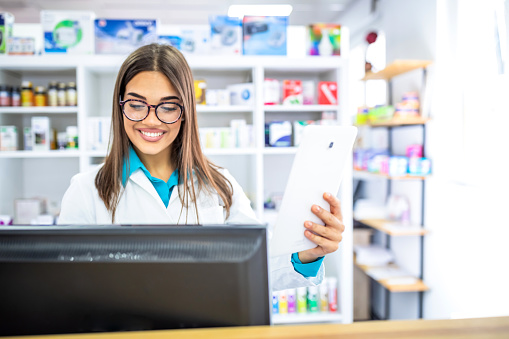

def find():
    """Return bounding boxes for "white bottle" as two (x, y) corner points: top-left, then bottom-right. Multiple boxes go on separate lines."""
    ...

(318, 29), (333, 56)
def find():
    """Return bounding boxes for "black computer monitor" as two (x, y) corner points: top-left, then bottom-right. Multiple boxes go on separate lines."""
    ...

(0, 225), (270, 336)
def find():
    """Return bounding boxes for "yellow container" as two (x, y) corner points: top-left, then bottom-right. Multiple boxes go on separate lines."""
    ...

(21, 81), (34, 107)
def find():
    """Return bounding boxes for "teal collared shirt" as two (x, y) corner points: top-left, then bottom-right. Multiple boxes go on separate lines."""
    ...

(122, 147), (179, 208)
(122, 146), (323, 277)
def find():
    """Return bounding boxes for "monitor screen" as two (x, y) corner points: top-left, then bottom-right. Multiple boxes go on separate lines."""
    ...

(0, 225), (270, 336)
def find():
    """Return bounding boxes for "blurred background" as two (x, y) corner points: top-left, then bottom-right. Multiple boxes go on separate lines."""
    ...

(0, 0), (508, 325)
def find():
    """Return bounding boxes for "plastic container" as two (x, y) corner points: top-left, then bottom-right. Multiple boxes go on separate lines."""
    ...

(21, 81), (34, 107)
(296, 287), (307, 313)
(57, 82), (66, 106)
(66, 126), (78, 148)
(11, 87), (21, 106)
(47, 82), (58, 106)
(34, 86), (47, 106)
(0, 85), (11, 106)
(327, 277), (338, 312)
(66, 82), (77, 106)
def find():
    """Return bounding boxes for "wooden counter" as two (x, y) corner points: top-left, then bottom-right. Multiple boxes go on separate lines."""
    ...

(7, 316), (509, 339)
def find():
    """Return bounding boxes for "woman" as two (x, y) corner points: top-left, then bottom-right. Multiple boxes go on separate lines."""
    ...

(58, 43), (345, 291)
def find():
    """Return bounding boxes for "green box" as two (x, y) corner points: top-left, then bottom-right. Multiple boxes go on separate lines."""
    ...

(0, 12), (14, 54)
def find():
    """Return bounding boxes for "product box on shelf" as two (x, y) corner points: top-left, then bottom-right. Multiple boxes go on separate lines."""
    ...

(242, 16), (287, 56)
(87, 117), (110, 150)
(0, 125), (18, 151)
(31, 117), (50, 151)
(389, 156), (408, 177)
(268, 121), (291, 147)
(209, 15), (242, 55)
(8, 37), (36, 55)
(41, 10), (95, 54)
(205, 89), (230, 106)
(14, 198), (44, 224)
(194, 80), (207, 105)
(230, 119), (251, 148)
(23, 127), (32, 150)
(282, 80), (303, 105)
(94, 19), (158, 54)
(302, 80), (315, 105)
(0, 12), (14, 54)
(180, 27), (210, 55)
(408, 157), (432, 176)
(318, 81), (338, 105)
(158, 35), (182, 50)
(227, 83), (254, 106)
(308, 24), (341, 56)
(263, 78), (280, 105)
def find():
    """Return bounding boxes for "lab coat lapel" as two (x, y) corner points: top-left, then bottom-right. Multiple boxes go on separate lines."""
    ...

(129, 169), (167, 210)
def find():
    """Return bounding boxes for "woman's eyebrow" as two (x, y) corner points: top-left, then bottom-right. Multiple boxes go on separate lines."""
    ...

(160, 95), (180, 101)
(125, 92), (180, 102)
(126, 92), (146, 100)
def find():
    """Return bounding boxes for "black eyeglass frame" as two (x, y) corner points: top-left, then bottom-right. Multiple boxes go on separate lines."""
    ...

(119, 98), (184, 124)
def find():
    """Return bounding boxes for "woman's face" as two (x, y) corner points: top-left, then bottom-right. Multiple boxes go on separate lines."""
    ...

(122, 71), (183, 159)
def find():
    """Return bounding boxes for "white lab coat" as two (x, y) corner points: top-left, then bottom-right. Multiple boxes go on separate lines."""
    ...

(58, 165), (324, 291)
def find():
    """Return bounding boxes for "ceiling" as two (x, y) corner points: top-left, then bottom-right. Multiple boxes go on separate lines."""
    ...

(0, 0), (357, 26)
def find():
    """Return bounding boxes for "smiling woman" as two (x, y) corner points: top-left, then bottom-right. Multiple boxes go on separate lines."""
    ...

(57, 43), (346, 291)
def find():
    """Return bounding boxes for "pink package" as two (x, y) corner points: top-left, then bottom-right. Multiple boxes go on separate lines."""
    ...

(406, 144), (423, 158)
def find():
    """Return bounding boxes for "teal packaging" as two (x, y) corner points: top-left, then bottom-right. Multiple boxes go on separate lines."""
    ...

(41, 10), (95, 54)
(95, 19), (158, 54)
(242, 16), (287, 55)
(0, 12), (14, 54)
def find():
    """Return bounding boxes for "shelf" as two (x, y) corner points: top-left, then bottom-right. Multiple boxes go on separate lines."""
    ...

(85, 150), (108, 157)
(353, 170), (429, 180)
(263, 147), (298, 155)
(264, 105), (338, 112)
(0, 106), (78, 114)
(203, 148), (257, 156)
(0, 150), (80, 158)
(356, 219), (428, 236)
(355, 261), (429, 293)
(357, 117), (430, 127)
(196, 105), (254, 113)
(272, 312), (342, 324)
(362, 60), (432, 81)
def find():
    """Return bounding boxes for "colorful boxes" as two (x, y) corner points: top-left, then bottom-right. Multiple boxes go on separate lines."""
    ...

(0, 12), (14, 54)
(318, 81), (338, 105)
(243, 16), (287, 55)
(94, 19), (158, 54)
(308, 24), (341, 56)
(209, 15), (242, 55)
(41, 10), (95, 54)
(282, 80), (303, 105)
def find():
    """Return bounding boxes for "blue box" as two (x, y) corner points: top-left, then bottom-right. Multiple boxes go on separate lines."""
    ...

(158, 35), (182, 50)
(242, 16), (287, 55)
(209, 15), (242, 55)
(94, 19), (157, 54)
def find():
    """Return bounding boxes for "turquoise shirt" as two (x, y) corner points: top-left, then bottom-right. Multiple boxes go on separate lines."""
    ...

(122, 147), (179, 208)
(123, 146), (324, 277)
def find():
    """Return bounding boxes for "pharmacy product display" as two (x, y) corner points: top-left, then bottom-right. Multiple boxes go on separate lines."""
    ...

(94, 19), (158, 54)
(308, 24), (341, 56)
(242, 16), (288, 55)
(0, 81), (77, 107)
(356, 92), (421, 124)
(209, 15), (242, 55)
(0, 49), (352, 326)
(263, 79), (338, 106)
(41, 10), (95, 54)
(0, 12), (14, 54)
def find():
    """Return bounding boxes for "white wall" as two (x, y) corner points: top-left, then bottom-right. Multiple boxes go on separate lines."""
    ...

(340, 0), (509, 320)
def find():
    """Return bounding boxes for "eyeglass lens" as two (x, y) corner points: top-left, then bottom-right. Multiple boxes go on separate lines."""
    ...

(123, 101), (181, 123)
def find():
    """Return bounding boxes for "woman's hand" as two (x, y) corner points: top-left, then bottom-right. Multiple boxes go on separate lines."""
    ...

(297, 192), (345, 264)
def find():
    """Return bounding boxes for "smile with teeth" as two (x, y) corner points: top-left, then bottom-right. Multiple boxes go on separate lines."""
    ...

(140, 130), (164, 137)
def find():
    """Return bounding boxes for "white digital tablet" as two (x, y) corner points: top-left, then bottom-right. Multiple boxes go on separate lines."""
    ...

(269, 125), (357, 257)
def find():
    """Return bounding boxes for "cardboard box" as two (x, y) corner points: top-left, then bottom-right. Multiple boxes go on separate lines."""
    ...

(318, 81), (338, 105)
(209, 15), (241, 55)
(263, 78), (280, 105)
(293, 120), (314, 146)
(308, 24), (341, 56)
(282, 80), (303, 105)
(158, 35), (182, 50)
(0, 125), (18, 151)
(7, 37), (35, 55)
(269, 121), (291, 147)
(87, 117), (110, 150)
(227, 83), (254, 106)
(41, 10), (95, 54)
(243, 16), (287, 55)
(95, 19), (158, 54)
(0, 12), (14, 54)
(31, 117), (51, 151)
(180, 28), (210, 55)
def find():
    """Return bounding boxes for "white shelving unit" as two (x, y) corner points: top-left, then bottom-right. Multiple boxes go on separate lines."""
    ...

(0, 53), (353, 324)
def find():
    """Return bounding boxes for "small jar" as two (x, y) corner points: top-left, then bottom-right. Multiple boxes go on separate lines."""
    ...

(11, 87), (21, 107)
(66, 126), (78, 148)
(57, 82), (66, 106)
(66, 82), (77, 106)
(47, 81), (58, 106)
(21, 81), (34, 107)
(34, 86), (48, 107)
(0, 85), (11, 106)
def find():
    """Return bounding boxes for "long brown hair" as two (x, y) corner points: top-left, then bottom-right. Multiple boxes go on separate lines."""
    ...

(95, 43), (233, 223)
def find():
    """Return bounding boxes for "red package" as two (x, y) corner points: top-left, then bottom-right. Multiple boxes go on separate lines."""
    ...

(318, 81), (338, 105)
(282, 80), (303, 105)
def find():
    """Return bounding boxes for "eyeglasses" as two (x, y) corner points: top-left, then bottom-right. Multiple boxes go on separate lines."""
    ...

(119, 98), (184, 124)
